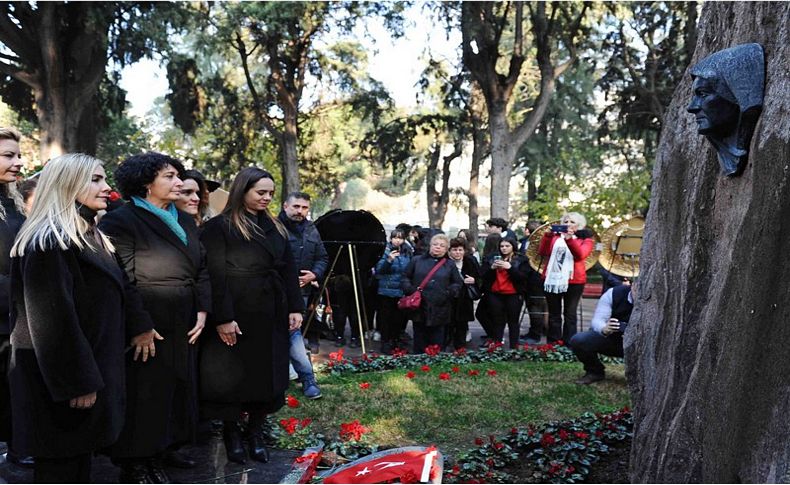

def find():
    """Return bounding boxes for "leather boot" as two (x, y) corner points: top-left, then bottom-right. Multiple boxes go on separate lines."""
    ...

(222, 421), (247, 464)
(147, 455), (171, 484)
(247, 423), (270, 463)
(118, 460), (153, 484)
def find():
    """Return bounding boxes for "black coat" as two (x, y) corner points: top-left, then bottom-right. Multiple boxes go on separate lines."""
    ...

(400, 255), (464, 327)
(98, 203), (211, 458)
(480, 254), (531, 295)
(0, 196), (25, 335)
(450, 256), (481, 322)
(0, 196), (24, 441)
(8, 243), (127, 458)
(278, 213), (329, 296)
(199, 213), (303, 419)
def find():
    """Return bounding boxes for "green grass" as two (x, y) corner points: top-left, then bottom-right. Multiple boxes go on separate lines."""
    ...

(275, 361), (630, 454)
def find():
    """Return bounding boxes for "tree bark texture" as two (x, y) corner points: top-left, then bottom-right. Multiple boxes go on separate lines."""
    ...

(626, 3), (790, 483)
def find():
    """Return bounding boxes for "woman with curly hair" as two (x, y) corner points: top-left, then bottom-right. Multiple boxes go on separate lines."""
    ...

(99, 152), (211, 483)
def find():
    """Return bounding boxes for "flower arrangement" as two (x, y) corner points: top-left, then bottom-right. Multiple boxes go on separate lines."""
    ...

(326, 419), (379, 460)
(321, 341), (622, 375)
(443, 407), (633, 484)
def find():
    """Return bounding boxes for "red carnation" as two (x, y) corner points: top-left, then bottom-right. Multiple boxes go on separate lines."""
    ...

(558, 429), (569, 441)
(421, 365), (431, 372)
(359, 382), (370, 390)
(406, 371), (416, 379)
(540, 432), (556, 447)
(339, 420), (369, 442)
(467, 369), (480, 376)
(574, 431), (589, 440)
(300, 418), (312, 428)
(108, 190), (121, 202)
(286, 394), (300, 408)
(487, 369), (497, 376)
(510, 427), (518, 435)
(439, 372), (450, 381)
(451, 366), (460, 373)
(474, 437), (484, 446)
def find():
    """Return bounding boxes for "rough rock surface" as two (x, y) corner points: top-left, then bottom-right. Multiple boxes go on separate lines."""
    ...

(625, 2), (790, 483)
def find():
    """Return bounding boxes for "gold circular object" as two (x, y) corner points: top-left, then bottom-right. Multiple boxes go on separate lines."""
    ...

(526, 221), (601, 274)
(597, 216), (645, 278)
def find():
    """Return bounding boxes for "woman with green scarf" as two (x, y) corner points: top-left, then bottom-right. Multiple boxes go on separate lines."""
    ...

(99, 153), (211, 484)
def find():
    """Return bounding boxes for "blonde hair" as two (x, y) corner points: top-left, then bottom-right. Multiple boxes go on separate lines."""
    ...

(561, 212), (587, 229)
(0, 127), (25, 219)
(11, 153), (114, 256)
(429, 233), (450, 246)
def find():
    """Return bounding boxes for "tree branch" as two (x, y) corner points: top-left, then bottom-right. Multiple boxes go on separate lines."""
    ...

(235, 30), (283, 140)
(0, 60), (38, 89)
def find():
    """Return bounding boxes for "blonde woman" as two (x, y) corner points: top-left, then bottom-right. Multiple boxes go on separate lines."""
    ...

(199, 167), (304, 465)
(0, 128), (29, 468)
(8, 154), (128, 483)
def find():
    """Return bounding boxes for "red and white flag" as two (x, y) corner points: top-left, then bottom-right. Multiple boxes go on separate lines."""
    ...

(323, 447), (439, 484)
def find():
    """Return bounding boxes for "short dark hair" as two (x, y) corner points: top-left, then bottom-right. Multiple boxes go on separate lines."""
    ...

(486, 217), (508, 230)
(18, 178), (37, 203)
(527, 220), (542, 233)
(286, 191), (311, 203)
(390, 229), (405, 239)
(115, 152), (185, 200)
(449, 237), (467, 249)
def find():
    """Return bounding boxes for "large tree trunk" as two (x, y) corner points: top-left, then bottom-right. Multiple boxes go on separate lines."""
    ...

(281, 106), (301, 199)
(626, 3), (790, 483)
(489, 107), (517, 220)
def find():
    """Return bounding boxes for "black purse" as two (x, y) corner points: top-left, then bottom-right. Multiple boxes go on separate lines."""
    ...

(466, 283), (482, 300)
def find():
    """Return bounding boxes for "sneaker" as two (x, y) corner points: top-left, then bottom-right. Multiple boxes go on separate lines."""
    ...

(575, 372), (605, 385)
(289, 364), (299, 381)
(465, 330), (472, 343)
(373, 331), (382, 342)
(302, 378), (322, 399)
(349, 337), (361, 348)
(335, 336), (346, 347)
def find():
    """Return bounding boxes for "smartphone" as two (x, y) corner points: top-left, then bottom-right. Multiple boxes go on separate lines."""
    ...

(493, 255), (502, 261)
(551, 224), (569, 233)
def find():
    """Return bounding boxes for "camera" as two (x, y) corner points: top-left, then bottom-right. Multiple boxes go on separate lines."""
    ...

(551, 224), (569, 233)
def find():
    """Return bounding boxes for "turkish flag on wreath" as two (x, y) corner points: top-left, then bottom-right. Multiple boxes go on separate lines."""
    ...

(323, 447), (441, 484)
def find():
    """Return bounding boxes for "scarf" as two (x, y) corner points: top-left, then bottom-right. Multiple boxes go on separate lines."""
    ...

(132, 196), (188, 245)
(544, 236), (574, 294)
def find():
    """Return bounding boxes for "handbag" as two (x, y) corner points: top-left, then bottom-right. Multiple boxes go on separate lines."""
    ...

(466, 283), (482, 301)
(398, 259), (447, 311)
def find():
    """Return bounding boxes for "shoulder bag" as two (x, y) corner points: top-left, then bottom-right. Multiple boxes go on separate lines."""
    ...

(398, 259), (447, 311)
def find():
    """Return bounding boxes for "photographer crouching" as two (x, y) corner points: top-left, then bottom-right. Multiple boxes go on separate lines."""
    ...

(569, 280), (636, 385)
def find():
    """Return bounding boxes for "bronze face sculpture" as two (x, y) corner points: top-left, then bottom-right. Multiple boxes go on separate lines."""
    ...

(687, 43), (765, 176)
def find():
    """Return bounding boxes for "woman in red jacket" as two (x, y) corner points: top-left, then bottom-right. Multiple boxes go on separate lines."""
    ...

(538, 212), (594, 344)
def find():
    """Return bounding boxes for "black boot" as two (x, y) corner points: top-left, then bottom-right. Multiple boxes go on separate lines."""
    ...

(222, 421), (247, 464)
(247, 423), (270, 463)
(118, 460), (153, 484)
(147, 455), (171, 484)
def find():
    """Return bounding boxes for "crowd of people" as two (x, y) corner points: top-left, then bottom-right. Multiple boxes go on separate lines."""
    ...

(0, 126), (636, 483)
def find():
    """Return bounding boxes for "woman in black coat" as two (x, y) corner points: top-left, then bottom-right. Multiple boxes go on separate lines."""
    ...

(447, 237), (481, 350)
(199, 167), (304, 464)
(0, 128), (26, 465)
(99, 153), (211, 483)
(480, 237), (530, 349)
(400, 233), (464, 354)
(8, 154), (134, 483)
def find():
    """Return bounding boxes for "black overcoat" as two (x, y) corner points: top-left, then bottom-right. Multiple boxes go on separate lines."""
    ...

(8, 243), (127, 458)
(400, 255), (464, 327)
(0, 196), (24, 441)
(199, 213), (303, 420)
(451, 255), (481, 322)
(480, 254), (531, 295)
(98, 203), (211, 458)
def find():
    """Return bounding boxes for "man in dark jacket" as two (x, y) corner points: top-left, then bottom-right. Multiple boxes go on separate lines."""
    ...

(569, 282), (636, 385)
(278, 192), (328, 399)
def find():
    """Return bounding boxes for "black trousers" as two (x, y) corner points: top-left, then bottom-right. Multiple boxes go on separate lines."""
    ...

(569, 330), (624, 375)
(487, 293), (524, 349)
(377, 296), (406, 346)
(447, 318), (469, 350)
(474, 295), (494, 337)
(412, 322), (445, 354)
(544, 283), (585, 344)
(333, 302), (360, 340)
(35, 453), (91, 484)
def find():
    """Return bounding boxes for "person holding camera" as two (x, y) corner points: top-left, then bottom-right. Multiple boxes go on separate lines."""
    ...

(375, 229), (413, 354)
(569, 282), (635, 384)
(481, 237), (529, 349)
(538, 212), (594, 345)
